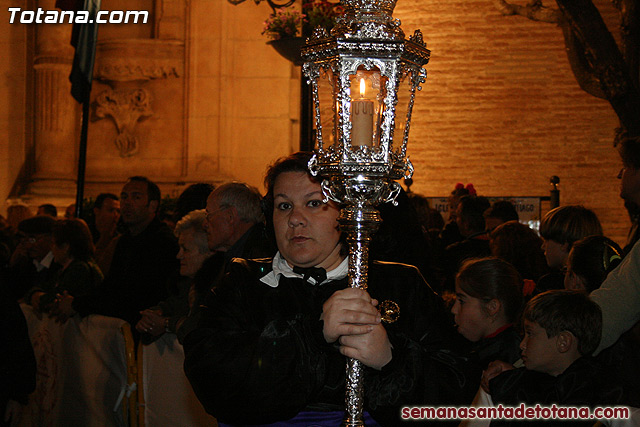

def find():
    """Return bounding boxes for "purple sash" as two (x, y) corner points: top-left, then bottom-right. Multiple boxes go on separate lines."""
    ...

(219, 411), (381, 427)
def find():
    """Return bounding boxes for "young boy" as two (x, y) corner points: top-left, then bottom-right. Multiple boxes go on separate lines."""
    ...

(538, 206), (603, 291)
(487, 290), (622, 426)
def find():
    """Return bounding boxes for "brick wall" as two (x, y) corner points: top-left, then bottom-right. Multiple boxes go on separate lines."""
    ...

(392, 0), (627, 244)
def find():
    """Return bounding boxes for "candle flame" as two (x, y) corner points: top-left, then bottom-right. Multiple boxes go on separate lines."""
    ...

(359, 78), (365, 98)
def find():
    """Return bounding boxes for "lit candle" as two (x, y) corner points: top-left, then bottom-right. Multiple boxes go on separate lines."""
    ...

(351, 78), (374, 147)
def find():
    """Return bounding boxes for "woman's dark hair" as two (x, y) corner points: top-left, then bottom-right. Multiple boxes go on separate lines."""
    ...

(490, 220), (549, 282)
(407, 192), (445, 232)
(458, 195), (490, 233)
(52, 218), (95, 261)
(567, 235), (623, 292)
(485, 200), (519, 223)
(263, 151), (317, 215)
(456, 257), (524, 323)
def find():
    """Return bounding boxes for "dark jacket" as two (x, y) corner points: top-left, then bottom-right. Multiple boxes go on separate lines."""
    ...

(442, 233), (491, 292)
(489, 357), (624, 426)
(74, 217), (179, 328)
(472, 325), (522, 370)
(0, 291), (36, 422)
(174, 223), (276, 344)
(184, 258), (478, 425)
(37, 259), (103, 312)
(1, 256), (60, 302)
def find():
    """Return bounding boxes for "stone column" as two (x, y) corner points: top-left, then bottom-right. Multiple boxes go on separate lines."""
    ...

(32, 0), (77, 181)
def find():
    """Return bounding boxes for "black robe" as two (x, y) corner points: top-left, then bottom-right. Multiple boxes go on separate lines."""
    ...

(184, 258), (478, 426)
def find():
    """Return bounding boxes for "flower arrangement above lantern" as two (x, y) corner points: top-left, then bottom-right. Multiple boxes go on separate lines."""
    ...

(261, 1), (343, 64)
(261, 0), (343, 40)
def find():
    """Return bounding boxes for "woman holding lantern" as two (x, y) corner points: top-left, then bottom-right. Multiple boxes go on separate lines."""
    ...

(184, 152), (477, 426)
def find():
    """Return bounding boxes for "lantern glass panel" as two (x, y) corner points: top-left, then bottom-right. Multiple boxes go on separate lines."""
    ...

(316, 67), (339, 149)
(348, 67), (386, 148)
(393, 68), (412, 152)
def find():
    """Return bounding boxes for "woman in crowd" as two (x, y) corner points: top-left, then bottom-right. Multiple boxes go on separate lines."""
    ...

(439, 183), (475, 248)
(565, 235), (639, 405)
(33, 218), (102, 319)
(136, 209), (213, 341)
(489, 220), (549, 290)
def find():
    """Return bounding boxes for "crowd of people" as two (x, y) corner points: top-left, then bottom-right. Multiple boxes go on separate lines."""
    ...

(1, 140), (640, 426)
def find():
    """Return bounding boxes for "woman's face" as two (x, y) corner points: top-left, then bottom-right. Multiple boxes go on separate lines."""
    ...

(272, 171), (344, 271)
(451, 283), (494, 342)
(177, 228), (210, 278)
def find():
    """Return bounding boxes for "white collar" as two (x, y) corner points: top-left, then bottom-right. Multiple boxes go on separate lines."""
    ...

(33, 251), (54, 272)
(259, 252), (349, 288)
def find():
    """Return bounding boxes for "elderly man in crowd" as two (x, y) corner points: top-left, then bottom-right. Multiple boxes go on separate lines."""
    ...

(175, 182), (276, 343)
(203, 182), (275, 263)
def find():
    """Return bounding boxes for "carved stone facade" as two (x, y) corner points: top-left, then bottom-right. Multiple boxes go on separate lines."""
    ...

(2, 0), (297, 209)
(88, 37), (187, 178)
(93, 87), (153, 158)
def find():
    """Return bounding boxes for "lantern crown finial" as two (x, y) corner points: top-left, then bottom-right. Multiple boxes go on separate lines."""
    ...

(331, 0), (403, 40)
(341, 0), (397, 14)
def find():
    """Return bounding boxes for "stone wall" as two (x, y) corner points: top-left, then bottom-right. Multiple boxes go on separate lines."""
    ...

(187, 0), (300, 188)
(393, 0), (626, 244)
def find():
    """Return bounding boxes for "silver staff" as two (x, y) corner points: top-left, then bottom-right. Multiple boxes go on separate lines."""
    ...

(302, 0), (430, 425)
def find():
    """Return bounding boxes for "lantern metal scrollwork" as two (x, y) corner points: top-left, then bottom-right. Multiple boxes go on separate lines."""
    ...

(301, 0), (430, 425)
